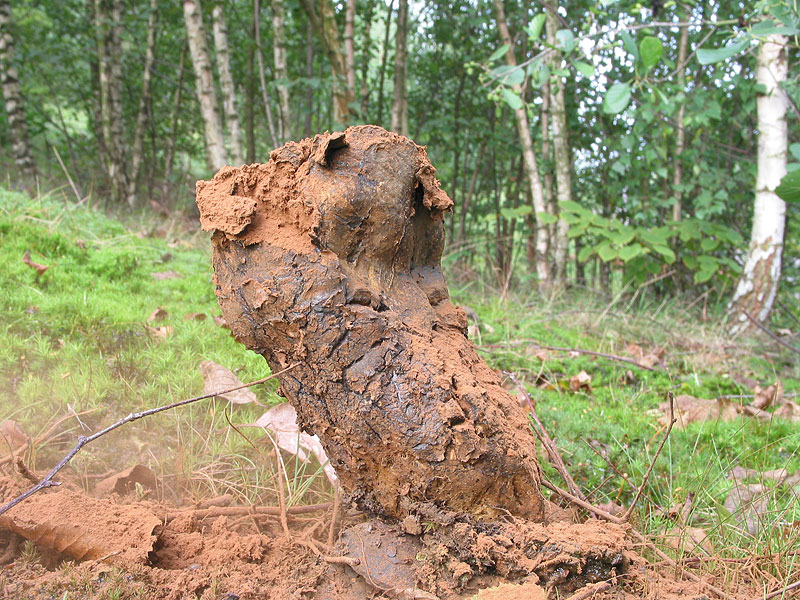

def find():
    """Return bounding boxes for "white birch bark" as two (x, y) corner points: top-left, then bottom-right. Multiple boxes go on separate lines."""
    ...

(271, 0), (291, 143)
(183, 0), (227, 171)
(212, 2), (244, 165)
(728, 34), (788, 335)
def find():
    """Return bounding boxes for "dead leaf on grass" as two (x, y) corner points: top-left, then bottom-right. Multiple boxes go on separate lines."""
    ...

(95, 464), (157, 498)
(244, 402), (337, 486)
(660, 395), (739, 428)
(569, 370), (592, 392)
(147, 307), (169, 322)
(662, 526), (713, 555)
(200, 361), (263, 406)
(151, 270), (182, 280)
(212, 315), (228, 328)
(22, 250), (49, 275)
(729, 466), (789, 484)
(625, 342), (663, 368)
(183, 312), (206, 321)
(724, 483), (769, 536)
(567, 350), (580, 359)
(145, 325), (172, 340)
(752, 381), (783, 410)
(0, 420), (29, 456)
(774, 400), (800, 422)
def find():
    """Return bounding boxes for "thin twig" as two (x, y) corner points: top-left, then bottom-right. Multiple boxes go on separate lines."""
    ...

(0, 363), (300, 517)
(52, 146), (83, 204)
(164, 502), (332, 522)
(564, 581), (613, 600)
(327, 484), (341, 548)
(542, 479), (625, 524)
(487, 341), (663, 372)
(507, 372), (586, 501)
(264, 429), (292, 541)
(622, 391), (675, 521)
(743, 310), (800, 357)
(764, 578), (800, 600)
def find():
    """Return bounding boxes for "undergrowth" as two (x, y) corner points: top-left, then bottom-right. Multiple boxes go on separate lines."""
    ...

(1, 186), (799, 592)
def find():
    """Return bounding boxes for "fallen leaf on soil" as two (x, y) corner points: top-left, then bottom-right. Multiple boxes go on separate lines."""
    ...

(752, 381), (783, 410)
(147, 307), (169, 322)
(212, 315), (228, 328)
(183, 312), (206, 321)
(95, 464), (157, 498)
(245, 403), (337, 486)
(534, 349), (548, 361)
(200, 361), (263, 406)
(773, 400), (800, 422)
(569, 370), (592, 392)
(568, 350), (580, 359)
(661, 395), (739, 428)
(22, 250), (49, 275)
(0, 421), (29, 456)
(661, 526), (713, 555)
(729, 466), (788, 483)
(146, 325), (172, 340)
(151, 270), (182, 280)
(724, 483), (769, 536)
(0, 486), (160, 565)
(625, 342), (663, 368)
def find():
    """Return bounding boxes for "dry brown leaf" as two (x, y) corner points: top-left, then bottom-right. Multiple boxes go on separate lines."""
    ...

(534, 349), (548, 361)
(661, 395), (739, 428)
(95, 464), (158, 497)
(625, 342), (662, 368)
(752, 381), (783, 410)
(76, 239), (86, 249)
(200, 361), (263, 406)
(212, 315), (229, 329)
(724, 483), (769, 536)
(569, 370), (592, 392)
(774, 400), (800, 422)
(147, 307), (169, 322)
(729, 466), (788, 483)
(151, 270), (182, 280)
(0, 488), (160, 565)
(146, 325), (172, 340)
(246, 402), (337, 486)
(183, 312), (207, 321)
(0, 420), (29, 456)
(662, 526), (713, 556)
(567, 350), (580, 359)
(22, 250), (49, 275)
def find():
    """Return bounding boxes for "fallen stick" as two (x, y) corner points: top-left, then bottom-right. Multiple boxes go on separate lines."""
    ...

(0, 363), (299, 517)
(484, 340), (664, 371)
(164, 502), (332, 522)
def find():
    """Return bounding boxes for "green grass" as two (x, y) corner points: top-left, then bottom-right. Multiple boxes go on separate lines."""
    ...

(1, 185), (799, 589)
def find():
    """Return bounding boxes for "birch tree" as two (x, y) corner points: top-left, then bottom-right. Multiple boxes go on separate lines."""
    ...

(390, 0), (409, 136)
(727, 34), (788, 335)
(0, 0), (35, 178)
(183, 0), (227, 171)
(271, 0), (291, 143)
(212, 2), (244, 165)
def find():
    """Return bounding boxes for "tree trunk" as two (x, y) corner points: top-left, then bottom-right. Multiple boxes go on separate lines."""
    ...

(300, 0), (354, 126)
(359, 0), (375, 117)
(196, 125), (546, 523)
(0, 0), (36, 178)
(253, 0), (279, 149)
(183, 0), (227, 171)
(546, 6), (572, 286)
(344, 0), (356, 105)
(493, 0), (550, 285)
(126, 0), (158, 206)
(271, 0), (291, 143)
(390, 0), (409, 136)
(727, 34), (788, 335)
(108, 0), (128, 199)
(457, 140), (485, 247)
(246, 18), (256, 163)
(163, 41), (187, 195)
(212, 2), (245, 164)
(304, 20), (314, 137)
(376, 0), (393, 126)
(671, 17), (690, 222)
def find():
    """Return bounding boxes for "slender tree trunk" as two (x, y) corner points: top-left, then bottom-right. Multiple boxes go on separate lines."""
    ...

(183, 0), (227, 170)
(493, 0), (550, 285)
(376, 0), (393, 126)
(671, 17), (690, 222)
(271, 0), (291, 143)
(300, 0), (354, 126)
(108, 0), (128, 198)
(727, 35), (788, 335)
(246, 18), (256, 162)
(126, 0), (158, 206)
(458, 140), (486, 247)
(539, 77), (554, 257)
(304, 20), (314, 137)
(390, 0), (409, 136)
(213, 2), (244, 164)
(344, 0), (356, 104)
(163, 41), (187, 195)
(359, 0), (375, 117)
(86, 0), (107, 171)
(546, 6), (572, 286)
(253, 0), (279, 149)
(449, 68), (467, 239)
(0, 0), (36, 178)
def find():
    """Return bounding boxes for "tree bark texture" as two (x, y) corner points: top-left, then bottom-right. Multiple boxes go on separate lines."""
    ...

(671, 17), (689, 222)
(212, 2), (245, 165)
(253, 0), (279, 150)
(270, 0), (291, 144)
(126, 0), (158, 206)
(728, 34), (788, 335)
(344, 0), (356, 103)
(376, 0), (393, 126)
(196, 125), (546, 522)
(359, 0), (375, 117)
(390, 0), (409, 136)
(0, 0), (35, 178)
(183, 0), (228, 171)
(493, 0), (550, 284)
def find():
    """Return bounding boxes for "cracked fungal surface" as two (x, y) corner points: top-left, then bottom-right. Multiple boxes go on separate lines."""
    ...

(197, 125), (545, 522)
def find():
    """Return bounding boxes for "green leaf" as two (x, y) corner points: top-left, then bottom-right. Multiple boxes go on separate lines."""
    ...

(577, 245), (594, 263)
(489, 44), (510, 62)
(559, 200), (584, 213)
(696, 39), (748, 65)
(573, 60), (594, 77)
(526, 14), (546, 40)
(701, 237), (719, 252)
(652, 244), (676, 264)
(492, 65), (524, 86)
(776, 169), (800, 203)
(500, 87), (524, 110)
(556, 29), (575, 54)
(620, 30), (639, 61)
(751, 19), (799, 36)
(694, 268), (717, 284)
(619, 243), (644, 262)
(597, 241), (617, 262)
(603, 83), (632, 115)
(789, 143), (800, 161)
(611, 161), (626, 175)
(536, 211), (558, 225)
(639, 36), (663, 70)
